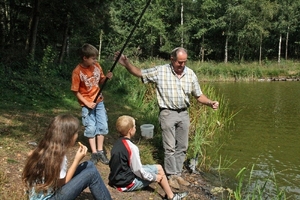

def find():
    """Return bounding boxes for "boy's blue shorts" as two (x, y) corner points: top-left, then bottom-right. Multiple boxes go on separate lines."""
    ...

(126, 165), (158, 192)
(82, 101), (108, 138)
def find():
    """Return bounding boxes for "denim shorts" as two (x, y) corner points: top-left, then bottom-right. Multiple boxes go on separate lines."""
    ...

(82, 102), (108, 138)
(126, 165), (158, 192)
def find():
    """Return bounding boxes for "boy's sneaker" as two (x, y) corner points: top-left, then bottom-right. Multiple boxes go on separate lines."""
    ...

(97, 150), (109, 165)
(174, 192), (188, 199)
(164, 191), (189, 200)
(90, 153), (99, 165)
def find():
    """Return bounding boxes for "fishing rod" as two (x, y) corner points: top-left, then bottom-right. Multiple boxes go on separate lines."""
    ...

(94, 0), (152, 103)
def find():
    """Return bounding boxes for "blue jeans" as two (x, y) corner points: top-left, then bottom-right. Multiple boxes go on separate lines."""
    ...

(82, 101), (108, 138)
(49, 161), (111, 200)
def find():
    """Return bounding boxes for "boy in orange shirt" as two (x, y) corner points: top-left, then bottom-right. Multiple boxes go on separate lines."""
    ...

(71, 43), (112, 165)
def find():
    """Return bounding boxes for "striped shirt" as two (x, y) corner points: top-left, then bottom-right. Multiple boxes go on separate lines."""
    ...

(141, 64), (202, 109)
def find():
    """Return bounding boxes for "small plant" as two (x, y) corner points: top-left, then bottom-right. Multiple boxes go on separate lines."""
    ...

(40, 45), (57, 78)
(231, 165), (286, 200)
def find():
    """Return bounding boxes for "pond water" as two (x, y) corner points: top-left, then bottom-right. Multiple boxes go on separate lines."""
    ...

(210, 81), (300, 199)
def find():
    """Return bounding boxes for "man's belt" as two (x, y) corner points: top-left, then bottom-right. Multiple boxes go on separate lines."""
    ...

(159, 107), (187, 113)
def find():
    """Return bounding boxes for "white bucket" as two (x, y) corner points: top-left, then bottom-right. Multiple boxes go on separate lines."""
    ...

(140, 124), (154, 139)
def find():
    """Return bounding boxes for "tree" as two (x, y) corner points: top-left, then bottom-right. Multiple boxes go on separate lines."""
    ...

(184, 0), (221, 61)
(246, 0), (277, 65)
(274, 0), (300, 61)
(26, 0), (41, 58)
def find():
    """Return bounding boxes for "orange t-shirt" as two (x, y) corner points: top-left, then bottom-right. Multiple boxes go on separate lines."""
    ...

(71, 62), (105, 106)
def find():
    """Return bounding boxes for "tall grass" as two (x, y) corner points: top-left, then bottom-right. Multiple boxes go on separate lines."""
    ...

(230, 165), (286, 200)
(187, 84), (237, 171)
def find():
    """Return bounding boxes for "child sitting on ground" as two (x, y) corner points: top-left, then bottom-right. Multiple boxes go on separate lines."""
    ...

(22, 114), (112, 200)
(108, 115), (188, 200)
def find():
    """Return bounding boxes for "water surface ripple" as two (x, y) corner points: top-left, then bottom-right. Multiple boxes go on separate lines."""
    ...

(210, 81), (300, 199)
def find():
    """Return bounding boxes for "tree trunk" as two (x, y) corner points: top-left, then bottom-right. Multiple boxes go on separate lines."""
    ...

(8, 1), (17, 46)
(26, 0), (41, 58)
(0, 1), (6, 50)
(259, 34), (262, 65)
(58, 15), (69, 65)
(98, 30), (103, 61)
(285, 27), (289, 60)
(224, 35), (228, 63)
(278, 34), (282, 63)
(181, 1), (184, 47)
(201, 35), (205, 62)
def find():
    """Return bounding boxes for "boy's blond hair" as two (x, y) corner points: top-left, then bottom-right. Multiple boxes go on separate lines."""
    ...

(79, 43), (98, 59)
(116, 115), (135, 136)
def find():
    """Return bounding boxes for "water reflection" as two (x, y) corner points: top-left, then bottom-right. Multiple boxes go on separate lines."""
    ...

(210, 81), (300, 199)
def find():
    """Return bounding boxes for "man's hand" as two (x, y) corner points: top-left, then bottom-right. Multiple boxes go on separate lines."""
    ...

(115, 51), (128, 66)
(211, 101), (219, 110)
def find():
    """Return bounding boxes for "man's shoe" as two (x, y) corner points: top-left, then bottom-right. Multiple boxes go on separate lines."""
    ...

(97, 150), (109, 165)
(90, 153), (98, 165)
(168, 176), (180, 189)
(175, 176), (190, 186)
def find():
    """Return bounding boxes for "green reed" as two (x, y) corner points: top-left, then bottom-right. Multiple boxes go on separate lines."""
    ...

(230, 165), (286, 200)
(187, 84), (237, 171)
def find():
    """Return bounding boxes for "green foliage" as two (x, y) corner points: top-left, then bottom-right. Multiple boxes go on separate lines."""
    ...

(0, 50), (76, 110)
(187, 84), (236, 171)
(267, 70), (280, 77)
(2, 0), (300, 64)
(231, 165), (286, 200)
(40, 46), (57, 78)
(107, 64), (159, 125)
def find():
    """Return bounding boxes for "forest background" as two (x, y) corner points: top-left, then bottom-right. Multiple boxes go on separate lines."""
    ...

(1, 0), (300, 65)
